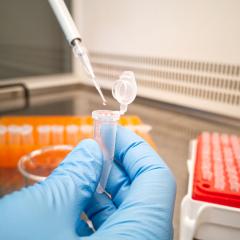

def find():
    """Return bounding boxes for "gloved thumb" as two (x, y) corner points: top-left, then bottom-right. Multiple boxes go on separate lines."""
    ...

(47, 139), (103, 212)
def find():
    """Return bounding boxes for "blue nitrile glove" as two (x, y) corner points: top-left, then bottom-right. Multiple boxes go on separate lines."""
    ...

(0, 139), (103, 240)
(82, 126), (176, 240)
(0, 126), (176, 240)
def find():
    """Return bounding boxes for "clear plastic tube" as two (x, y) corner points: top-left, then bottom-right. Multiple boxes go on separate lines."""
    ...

(66, 124), (79, 145)
(37, 125), (51, 146)
(92, 110), (120, 193)
(8, 125), (21, 145)
(21, 125), (34, 145)
(51, 125), (64, 145)
(0, 125), (7, 145)
(135, 124), (152, 134)
(80, 124), (93, 138)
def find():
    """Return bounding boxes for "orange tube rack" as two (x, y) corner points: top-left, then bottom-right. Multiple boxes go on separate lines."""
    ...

(0, 115), (155, 167)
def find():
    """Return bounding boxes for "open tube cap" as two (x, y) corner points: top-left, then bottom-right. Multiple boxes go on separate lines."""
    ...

(112, 71), (137, 114)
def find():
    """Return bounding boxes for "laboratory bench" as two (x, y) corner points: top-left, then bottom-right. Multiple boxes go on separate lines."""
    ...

(0, 85), (239, 240)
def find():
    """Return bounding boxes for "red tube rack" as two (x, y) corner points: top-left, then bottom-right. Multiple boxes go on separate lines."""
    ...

(192, 132), (240, 208)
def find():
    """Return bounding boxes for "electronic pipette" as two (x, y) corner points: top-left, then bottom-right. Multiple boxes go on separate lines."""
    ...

(48, 0), (106, 105)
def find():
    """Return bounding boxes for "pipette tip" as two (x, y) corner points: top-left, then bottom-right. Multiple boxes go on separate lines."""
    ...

(96, 86), (107, 106)
(72, 40), (107, 105)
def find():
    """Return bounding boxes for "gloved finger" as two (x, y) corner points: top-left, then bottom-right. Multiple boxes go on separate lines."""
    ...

(85, 192), (117, 230)
(114, 126), (176, 205)
(115, 126), (170, 182)
(48, 139), (103, 213)
(84, 163), (129, 229)
(105, 160), (131, 207)
(76, 218), (93, 237)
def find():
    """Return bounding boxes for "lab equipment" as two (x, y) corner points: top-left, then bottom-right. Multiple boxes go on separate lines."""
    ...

(8, 125), (21, 145)
(0, 125), (7, 144)
(18, 145), (72, 185)
(20, 125), (34, 145)
(192, 132), (240, 207)
(92, 110), (120, 192)
(37, 125), (51, 146)
(125, 124), (154, 147)
(180, 133), (240, 240)
(125, 124), (152, 134)
(66, 124), (79, 146)
(80, 124), (93, 139)
(51, 125), (64, 145)
(72, 40), (107, 105)
(91, 71), (137, 192)
(48, 0), (106, 105)
(112, 71), (137, 114)
(0, 115), (154, 167)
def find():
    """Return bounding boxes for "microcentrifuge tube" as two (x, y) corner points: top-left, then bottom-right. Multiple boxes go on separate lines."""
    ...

(21, 125), (34, 145)
(92, 110), (120, 193)
(80, 124), (93, 138)
(8, 125), (21, 145)
(0, 125), (7, 145)
(125, 124), (137, 132)
(135, 124), (152, 134)
(37, 125), (50, 145)
(51, 125), (64, 145)
(66, 124), (79, 145)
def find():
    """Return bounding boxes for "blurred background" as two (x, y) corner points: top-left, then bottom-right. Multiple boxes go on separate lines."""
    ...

(0, 1), (240, 240)
(0, 0), (71, 79)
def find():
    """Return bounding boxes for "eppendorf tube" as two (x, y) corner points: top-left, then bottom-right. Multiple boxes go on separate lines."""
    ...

(0, 125), (7, 145)
(92, 110), (120, 193)
(8, 125), (21, 145)
(51, 125), (64, 145)
(80, 124), (93, 139)
(37, 125), (51, 146)
(21, 125), (34, 145)
(66, 124), (79, 145)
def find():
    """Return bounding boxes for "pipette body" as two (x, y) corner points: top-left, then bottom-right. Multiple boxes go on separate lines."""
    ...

(48, 0), (106, 105)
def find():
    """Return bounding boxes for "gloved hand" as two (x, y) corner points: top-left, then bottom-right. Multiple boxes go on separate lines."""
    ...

(82, 126), (176, 240)
(0, 139), (103, 240)
(0, 126), (176, 240)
